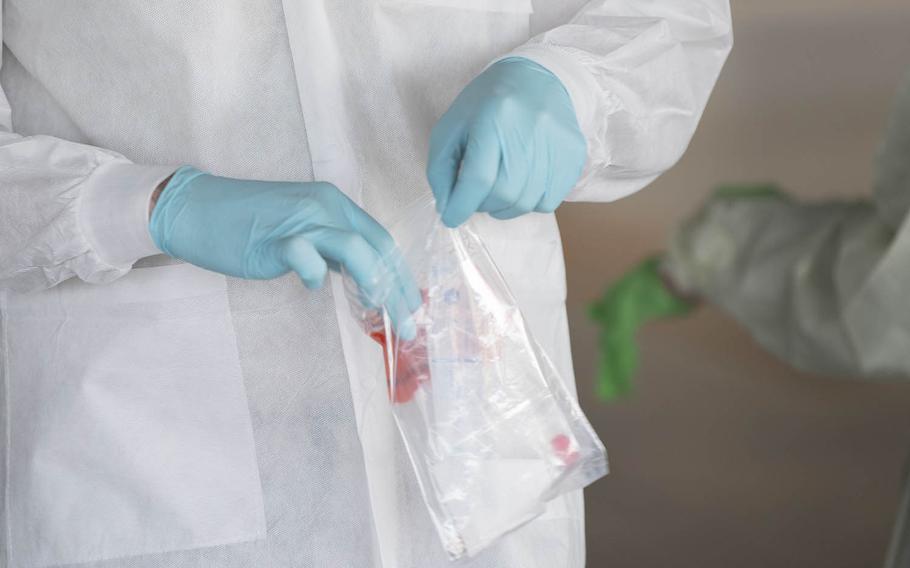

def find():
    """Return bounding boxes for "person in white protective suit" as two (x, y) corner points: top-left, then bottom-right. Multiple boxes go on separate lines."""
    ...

(595, 72), (910, 568)
(0, 2), (731, 567)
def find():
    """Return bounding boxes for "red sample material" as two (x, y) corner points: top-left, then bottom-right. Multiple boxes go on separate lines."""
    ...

(551, 434), (580, 467)
(369, 328), (430, 404)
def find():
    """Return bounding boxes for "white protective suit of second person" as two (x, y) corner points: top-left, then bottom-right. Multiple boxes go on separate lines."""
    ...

(662, 71), (910, 568)
(0, 1), (732, 567)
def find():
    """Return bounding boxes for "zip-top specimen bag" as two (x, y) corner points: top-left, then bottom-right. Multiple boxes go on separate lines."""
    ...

(344, 199), (607, 561)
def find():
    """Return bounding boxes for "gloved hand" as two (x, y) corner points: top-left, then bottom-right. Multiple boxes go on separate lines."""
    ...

(149, 166), (421, 338)
(427, 57), (587, 228)
(588, 257), (696, 401)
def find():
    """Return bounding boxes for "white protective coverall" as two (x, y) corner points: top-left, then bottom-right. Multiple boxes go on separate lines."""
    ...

(0, 1), (732, 567)
(663, 72), (910, 568)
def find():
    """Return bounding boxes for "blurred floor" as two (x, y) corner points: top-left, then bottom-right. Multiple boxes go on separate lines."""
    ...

(558, 1), (910, 566)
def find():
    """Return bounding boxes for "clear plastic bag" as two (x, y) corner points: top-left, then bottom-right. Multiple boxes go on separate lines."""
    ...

(344, 198), (608, 561)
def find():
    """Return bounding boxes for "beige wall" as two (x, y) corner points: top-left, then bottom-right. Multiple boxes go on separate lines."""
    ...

(559, 2), (910, 566)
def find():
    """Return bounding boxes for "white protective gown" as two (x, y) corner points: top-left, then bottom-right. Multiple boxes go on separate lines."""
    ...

(663, 72), (910, 568)
(0, 2), (732, 567)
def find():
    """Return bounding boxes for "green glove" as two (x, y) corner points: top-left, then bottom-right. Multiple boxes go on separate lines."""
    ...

(588, 256), (695, 401)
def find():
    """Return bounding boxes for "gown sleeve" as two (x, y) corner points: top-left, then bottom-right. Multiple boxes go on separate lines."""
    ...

(510, 0), (733, 201)
(0, 7), (174, 292)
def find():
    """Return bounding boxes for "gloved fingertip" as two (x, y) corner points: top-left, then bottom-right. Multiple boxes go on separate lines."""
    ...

(599, 360), (633, 398)
(488, 209), (515, 221)
(405, 289), (423, 313)
(588, 302), (605, 321)
(294, 263), (328, 292)
(397, 317), (417, 341)
(432, 192), (447, 215)
(441, 209), (464, 229)
(596, 378), (631, 402)
(302, 277), (325, 290)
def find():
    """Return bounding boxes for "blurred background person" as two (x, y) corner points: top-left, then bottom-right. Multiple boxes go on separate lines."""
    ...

(566, 1), (910, 566)
(594, 71), (910, 564)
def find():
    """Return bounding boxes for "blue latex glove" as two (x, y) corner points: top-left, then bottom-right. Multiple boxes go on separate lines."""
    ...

(427, 57), (587, 228)
(149, 166), (421, 337)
